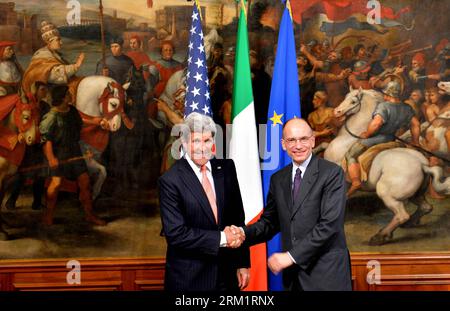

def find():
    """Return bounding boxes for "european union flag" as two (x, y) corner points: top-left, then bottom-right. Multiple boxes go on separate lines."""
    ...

(262, 2), (301, 291)
(184, 2), (211, 118)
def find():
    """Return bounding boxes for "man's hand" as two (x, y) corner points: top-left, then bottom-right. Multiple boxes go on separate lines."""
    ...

(236, 268), (250, 290)
(48, 157), (59, 170)
(427, 73), (441, 80)
(224, 226), (245, 248)
(338, 68), (352, 79)
(231, 225), (246, 246)
(359, 131), (369, 139)
(268, 252), (294, 275)
(75, 52), (85, 69)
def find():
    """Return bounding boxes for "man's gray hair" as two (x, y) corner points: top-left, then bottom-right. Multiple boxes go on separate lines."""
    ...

(181, 112), (217, 141)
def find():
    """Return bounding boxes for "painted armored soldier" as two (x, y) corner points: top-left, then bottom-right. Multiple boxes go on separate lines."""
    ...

(345, 81), (420, 196)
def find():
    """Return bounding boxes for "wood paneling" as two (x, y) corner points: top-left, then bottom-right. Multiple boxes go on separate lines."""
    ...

(0, 258), (165, 291)
(351, 253), (450, 291)
(0, 253), (449, 291)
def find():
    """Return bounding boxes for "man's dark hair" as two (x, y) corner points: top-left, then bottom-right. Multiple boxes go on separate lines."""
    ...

(109, 36), (124, 46)
(50, 85), (69, 106)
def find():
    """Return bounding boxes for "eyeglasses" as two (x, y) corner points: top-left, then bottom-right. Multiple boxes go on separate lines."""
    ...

(284, 136), (313, 146)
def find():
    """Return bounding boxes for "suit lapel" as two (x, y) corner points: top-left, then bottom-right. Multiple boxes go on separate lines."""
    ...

(280, 164), (293, 213)
(291, 155), (319, 218)
(211, 159), (224, 226)
(178, 159), (217, 225)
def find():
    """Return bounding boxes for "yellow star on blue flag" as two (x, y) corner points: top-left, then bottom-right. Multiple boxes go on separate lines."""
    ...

(269, 111), (284, 127)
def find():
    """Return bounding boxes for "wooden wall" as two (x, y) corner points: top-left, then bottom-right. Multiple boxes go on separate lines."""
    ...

(0, 258), (165, 291)
(1, 253), (450, 291)
(351, 253), (450, 291)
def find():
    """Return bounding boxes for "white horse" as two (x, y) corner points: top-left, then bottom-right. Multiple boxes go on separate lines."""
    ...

(326, 89), (450, 245)
(75, 76), (130, 199)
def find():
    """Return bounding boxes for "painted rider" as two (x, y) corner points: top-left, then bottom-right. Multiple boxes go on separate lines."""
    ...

(96, 37), (134, 85)
(22, 21), (85, 94)
(152, 40), (182, 98)
(345, 81), (420, 196)
(0, 41), (23, 97)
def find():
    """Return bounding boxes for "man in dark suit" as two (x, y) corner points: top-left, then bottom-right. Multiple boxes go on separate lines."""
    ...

(158, 112), (250, 291)
(234, 118), (351, 291)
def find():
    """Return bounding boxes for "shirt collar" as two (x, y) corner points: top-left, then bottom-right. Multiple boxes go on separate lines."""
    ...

(185, 154), (212, 173)
(292, 153), (313, 176)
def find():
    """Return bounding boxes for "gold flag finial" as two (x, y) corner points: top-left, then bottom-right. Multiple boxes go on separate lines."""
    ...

(240, 0), (247, 20)
(286, 0), (293, 20)
(195, 0), (203, 20)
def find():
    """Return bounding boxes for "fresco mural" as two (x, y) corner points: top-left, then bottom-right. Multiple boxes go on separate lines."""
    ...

(0, 0), (448, 260)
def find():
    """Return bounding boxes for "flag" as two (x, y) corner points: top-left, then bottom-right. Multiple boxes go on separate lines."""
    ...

(184, 1), (211, 118)
(262, 1), (300, 291)
(229, 0), (267, 291)
(147, 0), (153, 8)
(291, 0), (410, 25)
(320, 16), (388, 36)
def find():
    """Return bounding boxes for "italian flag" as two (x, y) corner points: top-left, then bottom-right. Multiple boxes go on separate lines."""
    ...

(229, 1), (267, 291)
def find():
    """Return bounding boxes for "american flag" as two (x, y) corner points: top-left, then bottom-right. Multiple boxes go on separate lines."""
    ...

(184, 2), (212, 118)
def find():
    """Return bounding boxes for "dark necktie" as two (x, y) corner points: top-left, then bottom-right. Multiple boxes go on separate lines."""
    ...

(292, 168), (302, 203)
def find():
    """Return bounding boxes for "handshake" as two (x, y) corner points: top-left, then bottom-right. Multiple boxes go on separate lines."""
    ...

(223, 225), (245, 248)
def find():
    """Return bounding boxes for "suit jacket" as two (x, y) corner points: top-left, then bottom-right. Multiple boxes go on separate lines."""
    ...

(158, 158), (250, 291)
(244, 155), (352, 291)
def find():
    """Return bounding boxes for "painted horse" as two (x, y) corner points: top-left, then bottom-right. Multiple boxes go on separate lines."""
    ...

(0, 94), (39, 240)
(325, 89), (450, 245)
(75, 76), (132, 199)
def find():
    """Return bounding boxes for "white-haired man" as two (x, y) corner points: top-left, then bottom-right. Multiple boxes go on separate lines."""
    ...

(158, 112), (250, 291)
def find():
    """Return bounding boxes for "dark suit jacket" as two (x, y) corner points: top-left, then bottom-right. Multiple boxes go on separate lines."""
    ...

(158, 158), (250, 291)
(244, 155), (352, 291)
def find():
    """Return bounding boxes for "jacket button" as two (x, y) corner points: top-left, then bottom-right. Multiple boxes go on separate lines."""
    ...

(292, 236), (296, 241)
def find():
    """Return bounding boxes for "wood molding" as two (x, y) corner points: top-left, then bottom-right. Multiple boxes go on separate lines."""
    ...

(350, 252), (450, 291)
(1, 253), (450, 291)
(0, 257), (165, 291)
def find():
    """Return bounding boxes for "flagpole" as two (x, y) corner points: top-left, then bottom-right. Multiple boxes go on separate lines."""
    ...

(99, 0), (106, 70)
